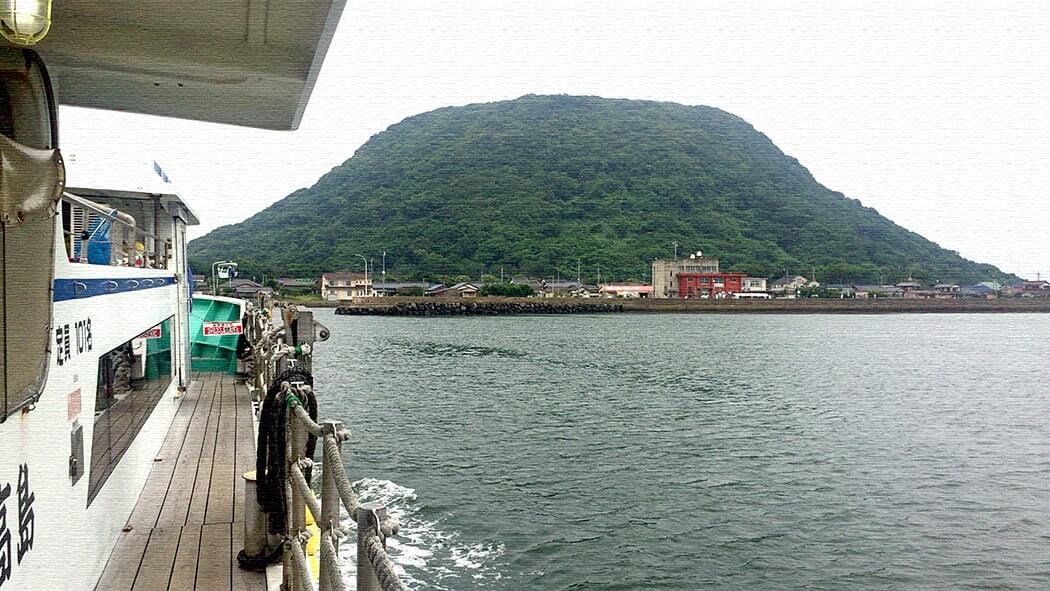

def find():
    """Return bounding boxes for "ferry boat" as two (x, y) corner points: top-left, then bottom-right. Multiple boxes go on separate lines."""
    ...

(0, 2), (346, 589)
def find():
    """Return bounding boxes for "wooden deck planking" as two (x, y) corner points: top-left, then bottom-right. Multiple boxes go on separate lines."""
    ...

(231, 524), (267, 591)
(94, 372), (265, 591)
(166, 526), (202, 590)
(94, 530), (150, 591)
(127, 381), (205, 529)
(131, 528), (181, 591)
(156, 379), (218, 528)
(186, 378), (222, 525)
(232, 379), (256, 524)
(206, 375), (237, 525)
(195, 523), (233, 591)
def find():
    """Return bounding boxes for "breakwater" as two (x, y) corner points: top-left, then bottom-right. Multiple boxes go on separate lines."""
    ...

(333, 298), (621, 317)
(324, 296), (1050, 315)
(335, 299), (623, 316)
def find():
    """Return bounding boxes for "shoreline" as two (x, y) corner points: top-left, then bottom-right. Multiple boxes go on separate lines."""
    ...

(302, 296), (1050, 315)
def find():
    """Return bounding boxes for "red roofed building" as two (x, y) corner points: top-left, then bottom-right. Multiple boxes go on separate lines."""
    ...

(677, 272), (747, 298)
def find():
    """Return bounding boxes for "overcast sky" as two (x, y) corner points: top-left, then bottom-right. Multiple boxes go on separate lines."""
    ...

(61, 1), (1049, 279)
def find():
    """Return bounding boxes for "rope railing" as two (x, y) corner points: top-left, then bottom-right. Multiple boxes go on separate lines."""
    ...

(323, 431), (360, 520)
(320, 531), (348, 591)
(291, 401), (324, 437)
(284, 394), (405, 591)
(237, 299), (404, 591)
(364, 535), (405, 591)
(287, 532), (317, 591)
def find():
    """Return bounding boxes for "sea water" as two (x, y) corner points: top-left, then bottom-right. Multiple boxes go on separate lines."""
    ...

(312, 311), (1050, 590)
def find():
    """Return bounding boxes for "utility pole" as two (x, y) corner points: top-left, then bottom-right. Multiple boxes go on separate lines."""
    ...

(500, 266), (504, 282)
(597, 264), (601, 285)
(577, 259), (581, 285)
(355, 254), (368, 296)
(382, 251), (386, 286)
(673, 241), (678, 260)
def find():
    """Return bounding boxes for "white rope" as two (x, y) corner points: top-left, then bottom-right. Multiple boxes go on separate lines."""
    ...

(320, 531), (347, 591)
(291, 402), (324, 436)
(323, 433), (360, 520)
(365, 535), (405, 591)
(290, 460), (322, 524)
(287, 534), (317, 591)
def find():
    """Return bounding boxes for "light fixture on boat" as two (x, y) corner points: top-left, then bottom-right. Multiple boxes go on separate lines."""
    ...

(0, 0), (52, 46)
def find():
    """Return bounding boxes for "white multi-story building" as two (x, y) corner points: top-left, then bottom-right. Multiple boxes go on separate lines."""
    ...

(742, 277), (767, 292)
(321, 272), (373, 301)
(733, 276), (770, 298)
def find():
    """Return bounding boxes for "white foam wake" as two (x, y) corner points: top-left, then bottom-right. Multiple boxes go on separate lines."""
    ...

(337, 478), (505, 589)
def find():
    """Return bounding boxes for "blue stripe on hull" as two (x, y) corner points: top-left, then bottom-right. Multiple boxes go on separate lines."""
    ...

(53, 276), (176, 301)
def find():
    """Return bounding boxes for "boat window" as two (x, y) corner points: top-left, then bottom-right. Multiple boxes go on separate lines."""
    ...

(62, 193), (171, 269)
(86, 317), (173, 506)
(0, 48), (61, 423)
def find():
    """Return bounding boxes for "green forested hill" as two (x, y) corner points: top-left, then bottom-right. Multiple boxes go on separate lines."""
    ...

(188, 94), (1010, 284)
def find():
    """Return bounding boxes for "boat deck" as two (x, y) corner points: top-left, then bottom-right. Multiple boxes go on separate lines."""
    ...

(94, 372), (265, 591)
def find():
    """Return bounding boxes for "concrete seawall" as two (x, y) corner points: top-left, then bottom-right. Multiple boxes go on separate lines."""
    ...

(328, 296), (1050, 315)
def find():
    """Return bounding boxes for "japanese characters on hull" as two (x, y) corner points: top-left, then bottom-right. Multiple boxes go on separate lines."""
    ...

(0, 464), (35, 588)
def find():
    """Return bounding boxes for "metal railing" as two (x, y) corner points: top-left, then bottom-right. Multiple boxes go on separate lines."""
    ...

(62, 192), (171, 269)
(240, 298), (404, 591)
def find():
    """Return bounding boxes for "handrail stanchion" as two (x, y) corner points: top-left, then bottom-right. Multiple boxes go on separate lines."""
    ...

(288, 388), (309, 591)
(281, 389), (295, 591)
(319, 422), (342, 591)
(357, 503), (384, 591)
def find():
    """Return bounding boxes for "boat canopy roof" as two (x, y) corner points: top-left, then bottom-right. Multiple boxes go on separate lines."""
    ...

(26, 0), (345, 130)
(64, 154), (199, 225)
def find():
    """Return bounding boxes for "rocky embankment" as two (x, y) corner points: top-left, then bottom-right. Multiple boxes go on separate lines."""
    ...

(326, 296), (1050, 315)
(335, 300), (623, 316)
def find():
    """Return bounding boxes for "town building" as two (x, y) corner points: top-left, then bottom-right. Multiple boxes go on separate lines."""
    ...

(276, 277), (317, 294)
(960, 284), (997, 298)
(371, 281), (435, 296)
(769, 275), (817, 298)
(734, 277), (772, 298)
(651, 251), (720, 298)
(218, 278), (272, 298)
(599, 284), (654, 298)
(510, 276), (545, 295)
(676, 272), (747, 298)
(742, 276), (767, 293)
(321, 272), (373, 301)
(824, 284), (857, 298)
(427, 282), (480, 298)
(572, 285), (601, 298)
(542, 280), (581, 297)
(853, 285), (904, 299)
(933, 283), (961, 298)
(1019, 280), (1050, 295)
